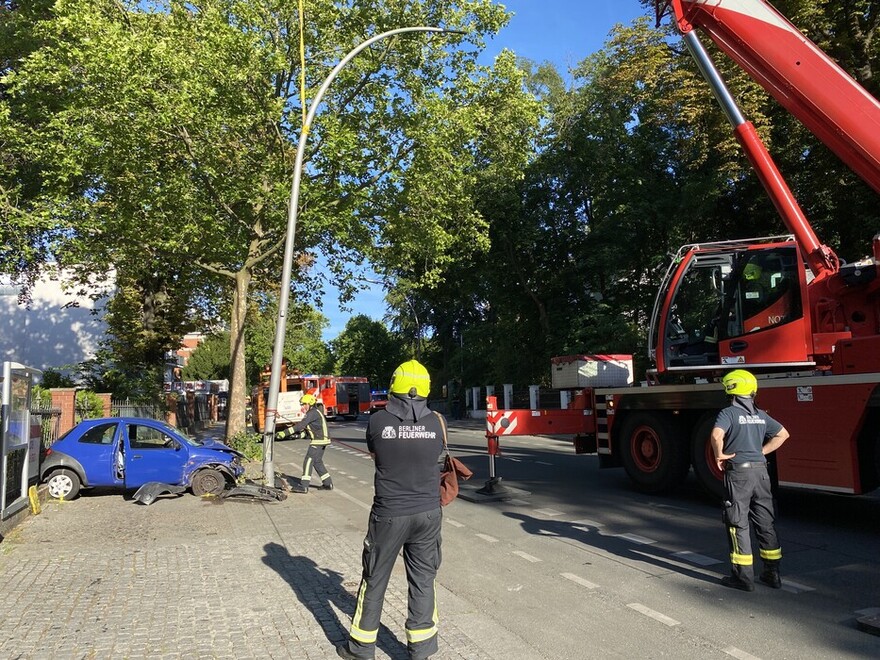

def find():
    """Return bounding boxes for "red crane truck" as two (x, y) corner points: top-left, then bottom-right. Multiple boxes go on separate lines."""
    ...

(486, 0), (880, 499)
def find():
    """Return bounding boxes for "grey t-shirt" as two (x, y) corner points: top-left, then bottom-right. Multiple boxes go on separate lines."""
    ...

(714, 399), (783, 464)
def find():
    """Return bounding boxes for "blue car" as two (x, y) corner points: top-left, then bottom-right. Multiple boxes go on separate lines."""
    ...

(41, 417), (244, 500)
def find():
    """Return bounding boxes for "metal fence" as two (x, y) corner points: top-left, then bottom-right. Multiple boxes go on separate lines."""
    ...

(29, 404), (62, 449)
(111, 399), (163, 419)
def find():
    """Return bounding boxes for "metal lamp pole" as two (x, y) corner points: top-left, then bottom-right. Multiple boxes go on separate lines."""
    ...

(262, 26), (457, 485)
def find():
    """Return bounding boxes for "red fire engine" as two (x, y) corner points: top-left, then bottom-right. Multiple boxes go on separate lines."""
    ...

(486, 1), (880, 498)
(251, 364), (370, 432)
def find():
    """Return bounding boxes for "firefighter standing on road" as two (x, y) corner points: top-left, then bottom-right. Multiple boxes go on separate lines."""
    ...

(712, 369), (789, 591)
(337, 360), (445, 660)
(277, 393), (333, 493)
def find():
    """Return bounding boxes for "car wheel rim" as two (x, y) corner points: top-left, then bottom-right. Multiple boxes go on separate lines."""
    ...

(48, 476), (71, 498)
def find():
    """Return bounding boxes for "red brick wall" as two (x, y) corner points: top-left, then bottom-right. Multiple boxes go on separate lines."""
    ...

(50, 388), (77, 436)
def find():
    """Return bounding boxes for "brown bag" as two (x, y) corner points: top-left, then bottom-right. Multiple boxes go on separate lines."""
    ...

(436, 413), (473, 506)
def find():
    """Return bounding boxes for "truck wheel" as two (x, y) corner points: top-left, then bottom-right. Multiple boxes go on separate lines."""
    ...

(690, 412), (724, 500)
(619, 412), (689, 493)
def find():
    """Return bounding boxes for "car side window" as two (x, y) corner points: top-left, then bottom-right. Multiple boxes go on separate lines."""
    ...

(127, 424), (175, 449)
(79, 423), (117, 445)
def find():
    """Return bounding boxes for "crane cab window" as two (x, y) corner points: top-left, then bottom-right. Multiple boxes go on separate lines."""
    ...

(663, 245), (803, 368)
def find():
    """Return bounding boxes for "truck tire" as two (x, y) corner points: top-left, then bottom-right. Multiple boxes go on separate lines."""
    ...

(619, 412), (689, 493)
(690, 412), (724, 500)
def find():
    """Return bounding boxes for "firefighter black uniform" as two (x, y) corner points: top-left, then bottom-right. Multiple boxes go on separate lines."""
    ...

(338, 360), (444, 660)
(712, 370), (789, 591)
(278, 394), (333, 493)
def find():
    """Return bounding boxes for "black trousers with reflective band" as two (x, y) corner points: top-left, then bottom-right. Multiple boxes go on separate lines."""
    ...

(346, 508), (442, 659)
(300, 444), (329, 482)
(722, 464), (782, 580)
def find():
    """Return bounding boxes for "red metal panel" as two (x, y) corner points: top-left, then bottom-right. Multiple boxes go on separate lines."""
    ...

(485, 409), (595, 437)
(759, 381), (875, 493)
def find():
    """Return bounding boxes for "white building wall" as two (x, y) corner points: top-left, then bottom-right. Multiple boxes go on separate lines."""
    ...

(0, 271), (112, 372)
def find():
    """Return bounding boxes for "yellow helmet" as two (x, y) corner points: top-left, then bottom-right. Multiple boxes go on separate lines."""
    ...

(300, 393), (317, 406)
(743, 262), (763, 281)
(389, 360), (431, 398)
(722, 369), (758, 397)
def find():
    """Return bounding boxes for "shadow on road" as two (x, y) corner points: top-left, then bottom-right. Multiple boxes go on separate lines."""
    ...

(504, 511), (723, 586)
(261, 541), (408, 658)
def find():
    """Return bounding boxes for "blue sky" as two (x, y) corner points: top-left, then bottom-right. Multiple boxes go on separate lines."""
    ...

(321, 0), (650, 341)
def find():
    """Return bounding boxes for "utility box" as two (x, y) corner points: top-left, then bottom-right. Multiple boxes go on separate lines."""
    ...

(551, 354), (633, 389)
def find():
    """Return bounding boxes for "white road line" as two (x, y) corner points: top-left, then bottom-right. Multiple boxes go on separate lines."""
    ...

(445, 519), (465, 528)
(615, 533), (657, 545)
(560, 573), (598, 589)
(533, 508), (563, 517)
(571, 518), (604, 528)
(506, 457), (522, 462)
(781, 579), (815, 593)
(334, 489), (371, 511)
(346, 475), (358, 480)
(672, 551), (722, 566)
(337, 471), (348, 475)
(626, 603), (680, 627)
(358, 481), (368, 485)
(512, 551), (541, 563)
(475, 533), (499, 543)
(723, 646), (762, 660)
(535, 461), (553, 466)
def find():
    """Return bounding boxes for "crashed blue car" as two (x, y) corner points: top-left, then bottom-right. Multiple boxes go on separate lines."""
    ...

(41, 417), (244, 500)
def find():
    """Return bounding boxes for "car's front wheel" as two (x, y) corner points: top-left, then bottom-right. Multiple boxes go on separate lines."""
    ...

(191, 468), (228, 496)
(46, 469), (81, 500)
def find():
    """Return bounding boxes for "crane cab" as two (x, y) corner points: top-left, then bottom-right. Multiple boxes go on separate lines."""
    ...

(649, 237), (814, 376)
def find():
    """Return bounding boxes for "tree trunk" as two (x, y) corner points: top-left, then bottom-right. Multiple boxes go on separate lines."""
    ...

(225, 268), (252, 439)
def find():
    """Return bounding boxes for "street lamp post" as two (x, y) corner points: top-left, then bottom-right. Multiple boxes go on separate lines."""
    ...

(262, 26), (458, 485)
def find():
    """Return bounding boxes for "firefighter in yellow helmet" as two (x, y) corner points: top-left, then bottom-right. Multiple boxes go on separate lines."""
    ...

(278, 392), (333, 493)
(711, 369), (789, 591)
(338, 359), (446, 660)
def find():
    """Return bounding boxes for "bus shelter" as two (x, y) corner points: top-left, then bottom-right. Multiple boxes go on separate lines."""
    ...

(1, 361), (42, 520)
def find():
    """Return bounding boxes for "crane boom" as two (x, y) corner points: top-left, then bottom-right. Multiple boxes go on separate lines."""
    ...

(660, 0), (880, 194)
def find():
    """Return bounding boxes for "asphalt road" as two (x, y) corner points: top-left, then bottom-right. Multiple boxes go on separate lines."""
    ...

(274, 416), (880, 660)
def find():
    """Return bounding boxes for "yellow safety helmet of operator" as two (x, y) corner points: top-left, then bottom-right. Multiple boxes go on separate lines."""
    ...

(722, 369), (758, 397)
(389, 359), (431, 398)
(743, 262), (763, 282)
(300, 393), (317, 406)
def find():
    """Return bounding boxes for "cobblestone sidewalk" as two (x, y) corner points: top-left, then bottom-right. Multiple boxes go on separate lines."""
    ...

(0, 427), (494, 660)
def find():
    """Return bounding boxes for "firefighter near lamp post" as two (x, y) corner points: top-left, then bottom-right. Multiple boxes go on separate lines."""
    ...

(262, 26), (463, 486)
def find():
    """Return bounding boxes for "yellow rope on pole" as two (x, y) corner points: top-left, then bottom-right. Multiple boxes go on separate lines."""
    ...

(298, 0), (307, 129)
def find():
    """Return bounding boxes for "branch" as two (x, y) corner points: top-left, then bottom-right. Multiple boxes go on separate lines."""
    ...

(175, 125), (242, 225)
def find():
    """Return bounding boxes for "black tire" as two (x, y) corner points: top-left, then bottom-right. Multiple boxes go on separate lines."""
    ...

(45, 468), (81, 500)
(690, 412), (725, 500)
(191, 468), (228, 496)
(618, 411), (689, 493)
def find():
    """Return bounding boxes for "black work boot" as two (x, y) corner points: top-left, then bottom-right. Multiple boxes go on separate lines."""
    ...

(290, 482), (309, 494)
(759, 560), (782, 589)
(721, 565), (755, 592)
(321, 477), (334, 490)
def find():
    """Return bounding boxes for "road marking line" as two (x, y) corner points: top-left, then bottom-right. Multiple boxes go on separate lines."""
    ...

(781, 580), (815, 593)
(571, 519), (604, 528)
(475, 533), (499, 543)
(506, 457), (522, 462)
(672, 551), (722, 566)
(560, 573), (597, 589)
(512, 551), (541, 563)
(335, 489), (371, 511)
(445, 519), (465, 528)
(533, 508), (563, 517)
(346, 475), (357, 479)
(337, 471), (348, 475)
(723, 646), (762, 660)
(856, 607), (880, 616)
(535, 461), (553, 465)
(626, 603), (680, 627)
(358, 481), (368, 485)
(615, 533), (657, 545)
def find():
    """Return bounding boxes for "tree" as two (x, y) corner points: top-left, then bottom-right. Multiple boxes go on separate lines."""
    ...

(3, 0), (512, 438)
(330, 315), (406, 387)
